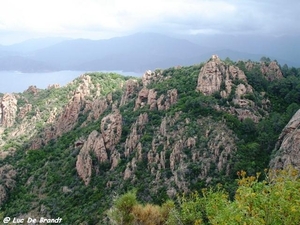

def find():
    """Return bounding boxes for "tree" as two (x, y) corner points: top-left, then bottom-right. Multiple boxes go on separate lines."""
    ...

(260, 56), (271, 63)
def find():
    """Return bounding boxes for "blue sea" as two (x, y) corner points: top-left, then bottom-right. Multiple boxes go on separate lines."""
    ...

(0, 70), (142, 93)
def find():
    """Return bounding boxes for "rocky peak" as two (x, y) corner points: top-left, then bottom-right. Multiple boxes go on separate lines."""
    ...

(120, 79), (139, 106)
(76, 75), (92, 96)
(260, 61), (283, 81)
(142, 70), (163, 87)
(0, 94), (18, 128)
(196, 55), (248, 97)
(196, 56), (268, 122)
(25, 85), (39, 95)
(270, 109), (300, 170)
(47, 84), (60, 89)
(56, 75), (94, 134)
(196, 55), (250, 98)
(29, 74), (105, 150)
(211, 54), (221, 62)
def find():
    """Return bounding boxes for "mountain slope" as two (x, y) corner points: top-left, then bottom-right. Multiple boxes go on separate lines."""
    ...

(0, 56), (299, 224)
(28, 33), (211, 71)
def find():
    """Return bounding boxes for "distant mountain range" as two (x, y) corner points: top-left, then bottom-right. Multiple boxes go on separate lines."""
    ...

(0, 33), (299, 72)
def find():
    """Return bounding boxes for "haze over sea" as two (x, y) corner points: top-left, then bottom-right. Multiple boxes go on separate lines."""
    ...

(0, 70), (141, 93)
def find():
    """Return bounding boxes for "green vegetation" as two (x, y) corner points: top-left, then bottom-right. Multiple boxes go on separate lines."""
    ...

(108, 167), (300, 225)
(0, 59), (300, 224)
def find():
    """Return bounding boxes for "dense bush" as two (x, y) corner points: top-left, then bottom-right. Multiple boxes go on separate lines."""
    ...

(108, 167), (300, 225)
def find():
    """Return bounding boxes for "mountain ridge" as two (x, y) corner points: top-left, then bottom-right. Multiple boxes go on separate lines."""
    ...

(0, 55), (299, 223)
(0, 33), (299, 73)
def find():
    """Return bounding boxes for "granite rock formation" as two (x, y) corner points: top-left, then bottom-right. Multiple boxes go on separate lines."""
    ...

(270, 109), (300, 170)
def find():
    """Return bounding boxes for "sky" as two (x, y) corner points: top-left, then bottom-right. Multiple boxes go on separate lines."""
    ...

(0, 0), (299, 45)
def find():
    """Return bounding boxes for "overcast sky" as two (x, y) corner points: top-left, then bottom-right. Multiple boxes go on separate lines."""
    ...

(0, 0), (299, 45)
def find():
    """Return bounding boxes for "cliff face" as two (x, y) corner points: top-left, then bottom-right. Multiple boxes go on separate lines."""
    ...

(76, 110), (122, 185)
(0, 94), (18, 128)
(76, 130), (108, 185)
(270, 109), (300, 170)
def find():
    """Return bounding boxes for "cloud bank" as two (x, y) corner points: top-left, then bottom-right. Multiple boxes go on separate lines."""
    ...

(0, 0), (299, 44)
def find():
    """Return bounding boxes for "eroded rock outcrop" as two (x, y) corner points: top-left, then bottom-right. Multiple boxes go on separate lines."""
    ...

(246, 60), (283, 81)
(120, 79), (139, 106)
(135, 88), (151, 110)
(142, 70), (164, 87)
(57, 75), (93, 132)
(260, 61), (283, 81)
(26, 85), (39, 95)
(270, 109), (300, 170)
(76, 110), (122, 185)
(76, 130), (107, 185)
(0, 94), (18, 128)
(124, 157), (137, 180)
(157, 89), (178, 110)
(100, 110), (122, 151)
(125, 113), (148, 158)
(134, 88), (178, 111)
(18, 104), (32, 120)
(126, 111), (238, 196)
(47, 84), (60, 89)
(196, 55), (249, 97)
(30, 74), (110, 149)
(197, 55), (266, 121)
(83, 98), (108, 123)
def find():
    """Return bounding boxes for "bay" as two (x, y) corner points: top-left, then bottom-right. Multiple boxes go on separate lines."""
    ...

(0, 70), (142, 93)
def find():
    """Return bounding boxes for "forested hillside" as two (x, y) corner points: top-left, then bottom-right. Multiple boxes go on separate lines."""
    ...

(0, 56), (299, 224)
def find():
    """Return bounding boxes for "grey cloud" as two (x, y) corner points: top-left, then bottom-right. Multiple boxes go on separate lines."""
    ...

(150, 0), (300, 36)
(1, 0), (299, 44)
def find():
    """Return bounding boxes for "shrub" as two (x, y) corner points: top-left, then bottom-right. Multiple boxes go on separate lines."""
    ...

(205, 167), (300, 225)
(107, 190), (138, 225)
